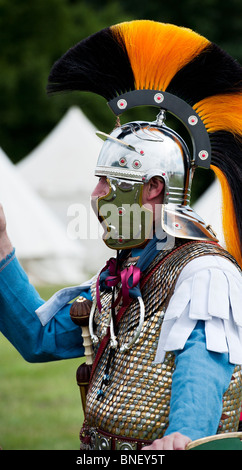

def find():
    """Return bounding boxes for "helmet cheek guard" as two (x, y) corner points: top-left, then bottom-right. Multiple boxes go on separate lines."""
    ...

(92, 177), (154, 250)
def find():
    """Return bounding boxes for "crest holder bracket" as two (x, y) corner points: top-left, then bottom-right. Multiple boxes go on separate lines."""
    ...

(108, 90), (211, 169)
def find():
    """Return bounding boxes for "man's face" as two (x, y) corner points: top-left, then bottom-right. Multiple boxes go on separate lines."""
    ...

(91, 175), (164, 250)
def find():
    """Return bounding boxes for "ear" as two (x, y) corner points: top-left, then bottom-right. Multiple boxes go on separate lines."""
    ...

(143, 177), (164, 202)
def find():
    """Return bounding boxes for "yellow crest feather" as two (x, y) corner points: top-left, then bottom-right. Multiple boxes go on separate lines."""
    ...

(112, 20), (210, 91)
(211, 165), (242, 267)
(194, 94), (242, 134)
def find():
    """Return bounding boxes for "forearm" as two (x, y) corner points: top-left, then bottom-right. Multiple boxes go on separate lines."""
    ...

(0, 252), (84, 362)
(0, 231), (13, 261)
(165, 321), (234, 441)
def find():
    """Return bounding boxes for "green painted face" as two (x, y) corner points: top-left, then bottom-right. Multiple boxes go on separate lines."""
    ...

(95, 177), (154, 250)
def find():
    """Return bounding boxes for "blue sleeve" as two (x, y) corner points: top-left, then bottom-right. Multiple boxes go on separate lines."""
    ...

(164, 320), (235, 441)
(0, 251), (85, 363)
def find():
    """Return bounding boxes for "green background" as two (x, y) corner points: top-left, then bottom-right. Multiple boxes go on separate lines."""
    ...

(0, 0), (242, 449)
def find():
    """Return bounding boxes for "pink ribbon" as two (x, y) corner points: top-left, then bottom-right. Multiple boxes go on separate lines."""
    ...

(120, 265), (141, 306)
(96, 259), (141, 312)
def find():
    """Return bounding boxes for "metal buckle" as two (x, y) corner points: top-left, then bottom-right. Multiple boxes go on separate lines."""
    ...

(115, 439), (137, 450)
(92, 430), (112, 450)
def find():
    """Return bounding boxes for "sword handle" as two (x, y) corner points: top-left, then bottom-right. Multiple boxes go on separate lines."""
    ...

(81, 325), (94, 364)
(70, 297), (94, 411)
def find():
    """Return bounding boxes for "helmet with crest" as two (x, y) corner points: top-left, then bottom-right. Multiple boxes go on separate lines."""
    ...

(47, 20), (242, 267)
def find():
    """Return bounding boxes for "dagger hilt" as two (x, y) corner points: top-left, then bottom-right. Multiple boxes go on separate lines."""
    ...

(70, 297), (94, 411)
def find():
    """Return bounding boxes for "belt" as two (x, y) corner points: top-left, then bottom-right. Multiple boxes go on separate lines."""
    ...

(82, 427), (153, 450)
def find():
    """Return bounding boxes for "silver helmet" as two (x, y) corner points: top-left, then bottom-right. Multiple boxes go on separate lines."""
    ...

(93, 97), (218, 250)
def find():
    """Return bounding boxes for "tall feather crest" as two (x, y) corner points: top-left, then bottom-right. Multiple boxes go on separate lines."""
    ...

(47, 19), (242, 267)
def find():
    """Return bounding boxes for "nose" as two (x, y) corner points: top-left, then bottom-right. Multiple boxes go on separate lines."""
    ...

(91, 177), (110, 199)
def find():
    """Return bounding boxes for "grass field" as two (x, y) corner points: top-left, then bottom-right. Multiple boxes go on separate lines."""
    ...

(0, 284), (85, 450)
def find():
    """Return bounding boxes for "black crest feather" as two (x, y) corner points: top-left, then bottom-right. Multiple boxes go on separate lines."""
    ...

(167, 43), (242, 105)
(47, 28), (135, 100)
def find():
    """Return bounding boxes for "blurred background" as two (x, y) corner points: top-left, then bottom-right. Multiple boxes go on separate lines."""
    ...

(1, 0), (242, 165)
(0, 0), (241, 284)
(0, 0), (241, 450)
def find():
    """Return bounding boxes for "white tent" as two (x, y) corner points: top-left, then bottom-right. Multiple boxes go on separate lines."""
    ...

(18, 106), (111, 274)
(0, 147), (85, 285)
(193, 178), (225, 246)
(18, 106), (101, 197)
